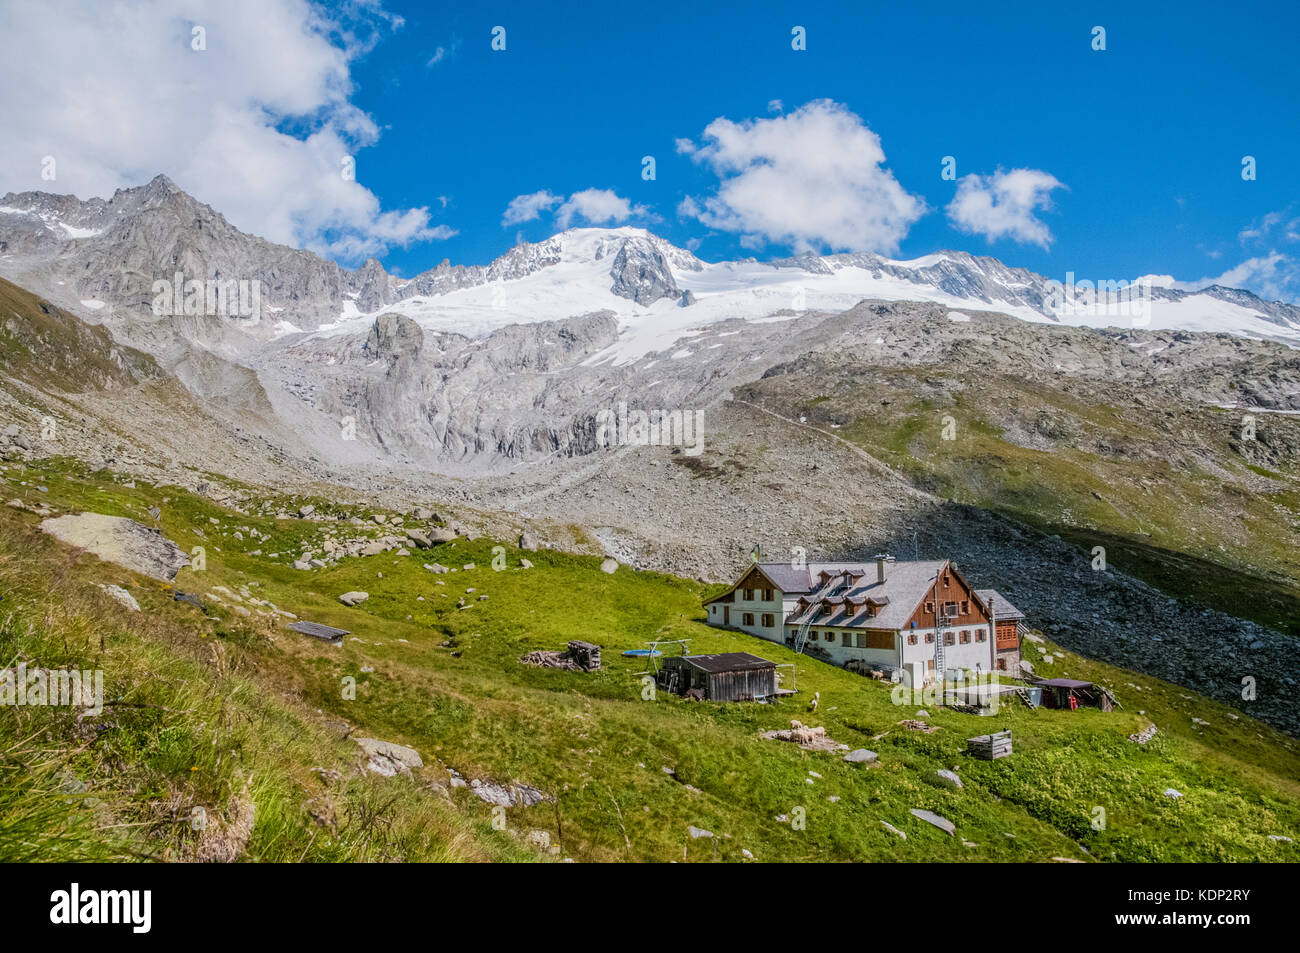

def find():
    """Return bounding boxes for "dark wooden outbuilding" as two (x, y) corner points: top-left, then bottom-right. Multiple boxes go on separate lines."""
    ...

(657, 652), (777, 702)
(1037, 678), (1114, 711)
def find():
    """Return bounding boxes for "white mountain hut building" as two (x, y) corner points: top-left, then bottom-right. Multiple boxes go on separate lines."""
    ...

(703, 555), (1025, 686)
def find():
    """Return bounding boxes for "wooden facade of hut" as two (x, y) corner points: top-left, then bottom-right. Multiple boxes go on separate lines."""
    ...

(657, 652), (777, 702)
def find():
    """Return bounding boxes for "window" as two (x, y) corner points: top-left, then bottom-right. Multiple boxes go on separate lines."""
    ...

(742, 612), (754, 626)
(908, 633), (918, 646)
(976, 630), (987, 642)
(961, 600), (969, 614)
(925, 632), (935, 643)
(924, 601), (934, 613)
(944, 632), (955, 646)
(996, 658), (1006, 672)
(809, 631), (818, 641)
(761, 613), (775, 627)
(763, 588), (774, 601)
(855, 633), (867, 648)
(943, 601), (959, 618)
(841, 632), (852, 646)
(960, 630), (971, 644)
(742, 588), (753, 601)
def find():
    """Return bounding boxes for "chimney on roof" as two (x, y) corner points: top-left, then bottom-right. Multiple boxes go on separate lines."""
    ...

(874, 553), (894, 584)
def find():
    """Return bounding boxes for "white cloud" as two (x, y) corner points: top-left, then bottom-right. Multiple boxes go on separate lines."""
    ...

(946, 168), (1065, 248)
(555, 189), (651, 229)
(426, 35), (461, 67)
(1238, 208), (1300, 246)
(676, 99), (926, 254)
(1175, 252), (1300, 302)
(502, 190), (562, 226)
(0, 0), (450, 263)
(504, 187), (652, 230)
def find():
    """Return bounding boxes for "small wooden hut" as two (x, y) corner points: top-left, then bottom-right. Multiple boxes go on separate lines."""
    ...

(657, 652), (777, 702)
(1037, 678), (1114, 711)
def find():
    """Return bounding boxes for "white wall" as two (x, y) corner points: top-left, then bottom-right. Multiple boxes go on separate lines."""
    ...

(707, 587), (786, 643)
(784, 625), (898, 669)
(899, 624), (995, 676)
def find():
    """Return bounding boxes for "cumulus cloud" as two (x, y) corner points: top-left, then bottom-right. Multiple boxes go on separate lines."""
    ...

(502, 187), (652, 230)
(945, 168), (1065, 248)
(1175, 252), (1300, 302)
(555, 189), (651, 229)
(502, 190), (562, 226)
(0, 0), (451, 262)
(676, 99), (926, 254)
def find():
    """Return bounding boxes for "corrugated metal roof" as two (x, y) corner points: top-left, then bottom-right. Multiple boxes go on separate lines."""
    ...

(678, 652), (776, 673)
(1038, 678), (1093, 689)
(975, 589), (1025, 621)
(288, 620), (350, 641)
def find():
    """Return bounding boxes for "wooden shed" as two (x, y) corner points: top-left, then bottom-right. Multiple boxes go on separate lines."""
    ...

(1037, 678), (1114, 711)
(657, 652), (777, 702)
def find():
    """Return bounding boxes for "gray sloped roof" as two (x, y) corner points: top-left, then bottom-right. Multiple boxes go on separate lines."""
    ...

(679, 652), (776, 673)
(288, 620), (350, 641)
(780, 560), (950, 630)
(751, 562), (813, 593)
(975, 589), (1025, 621)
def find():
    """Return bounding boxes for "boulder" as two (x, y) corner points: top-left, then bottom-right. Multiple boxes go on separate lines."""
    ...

(910, 808), (955, 835)
(354, 738), (423, 777)
(600, 557), (619, 574)
(519, 531), (539, 551)
(880, 821), (907, 840)
(39, 513), (189, 581)
(404, 528), (432, 549)
(98, 583), (141, 612)
(429, 528), (457, 544)
(935, 769), (964, 789)
(338, 591), (369, 606)
(844, 749), (878, 764)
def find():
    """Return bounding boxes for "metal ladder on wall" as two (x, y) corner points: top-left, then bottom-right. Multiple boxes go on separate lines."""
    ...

(792, 570), (849, 654)
(793, 612), (815, 653)
(933, 589), (949, 701)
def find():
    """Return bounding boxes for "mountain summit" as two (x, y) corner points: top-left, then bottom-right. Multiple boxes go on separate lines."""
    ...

(2, 177), (1299, 351)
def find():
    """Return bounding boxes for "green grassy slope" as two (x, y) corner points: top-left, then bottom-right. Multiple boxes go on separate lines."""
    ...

(2, 457), (1298, 862)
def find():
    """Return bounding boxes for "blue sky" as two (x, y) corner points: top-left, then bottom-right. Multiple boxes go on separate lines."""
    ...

(343, 0), (1299, 296)
(3, 0), (1298, 299)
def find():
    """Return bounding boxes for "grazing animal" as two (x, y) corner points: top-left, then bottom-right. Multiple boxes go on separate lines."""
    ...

(808, 691), (820, 713)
